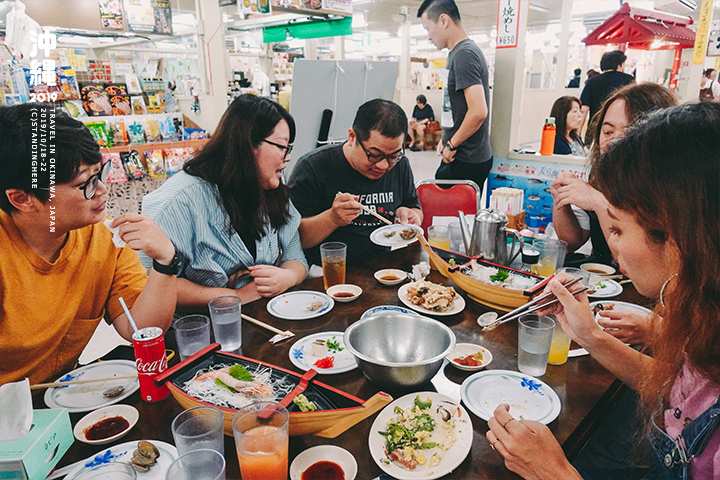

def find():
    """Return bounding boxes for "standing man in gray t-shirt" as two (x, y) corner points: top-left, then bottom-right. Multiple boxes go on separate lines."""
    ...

(418, 0), (492, 190)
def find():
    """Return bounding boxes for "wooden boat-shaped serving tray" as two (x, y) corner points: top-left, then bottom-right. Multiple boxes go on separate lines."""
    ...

(417, 234), (551, 312)
(155, 343), (392, 438)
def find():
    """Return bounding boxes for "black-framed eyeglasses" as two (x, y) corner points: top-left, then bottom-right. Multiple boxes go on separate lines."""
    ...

(356, 136), (405, 166)
(39, 161), (110, 200)
(263, 139), (293, 159)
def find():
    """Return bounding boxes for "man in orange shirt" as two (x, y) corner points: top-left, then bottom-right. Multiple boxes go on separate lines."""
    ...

(0, 104), (180, 385)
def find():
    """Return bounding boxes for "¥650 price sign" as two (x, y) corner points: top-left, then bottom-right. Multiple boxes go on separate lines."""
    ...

(496, 0), (520, 49)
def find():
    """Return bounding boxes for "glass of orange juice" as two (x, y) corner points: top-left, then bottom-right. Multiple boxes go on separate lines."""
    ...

(232, 402), (289, 480)
(547, 320), (572, 365)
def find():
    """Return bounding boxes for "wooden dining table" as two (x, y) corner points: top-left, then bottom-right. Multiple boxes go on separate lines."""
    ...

(41, 243), (650, 479)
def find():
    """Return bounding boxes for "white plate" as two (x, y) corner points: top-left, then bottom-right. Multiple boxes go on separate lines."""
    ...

(66, 440), (178, 480)
(73, 405), (139, 445)
(290, 445), (358, 480)
(289, 331), (357, 374)
(368, 392), (473, 480)
(589, 301), (652, 315)
(397, 283), (466, 316)
(267, 291), (334, 320)
(360, 305), (419, 319)
(587, 279), (623, 298)
(460, 370), (561, 424)
(44, 360), (139, 413)
(446, 344), (492, 371)
(370, 224), (423, 247)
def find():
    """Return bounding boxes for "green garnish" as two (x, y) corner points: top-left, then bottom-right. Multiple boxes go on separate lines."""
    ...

(215, 378), (235, 392)
(326, 337), (344, 353)
(448, 258), (456, 266)
(228, 365), (254, 382)
(490, 269), (509, 282)
(413, 413), (436, 432)
(414, 395), (432, 410)
(420, 442), (438, 449)
(293, 394), (317, 412)
(595, 282), (607, 289)
(394, 406), (404, 415)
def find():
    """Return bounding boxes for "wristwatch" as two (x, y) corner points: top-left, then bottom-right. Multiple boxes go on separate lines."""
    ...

(153, 249), (184, 276)
(446, 140), (457, 151)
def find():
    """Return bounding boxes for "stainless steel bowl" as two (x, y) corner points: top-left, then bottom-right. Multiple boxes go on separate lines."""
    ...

(344, 313), (456, 389)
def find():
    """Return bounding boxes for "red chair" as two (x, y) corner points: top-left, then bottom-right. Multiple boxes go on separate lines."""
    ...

(416, 179), (482, 235)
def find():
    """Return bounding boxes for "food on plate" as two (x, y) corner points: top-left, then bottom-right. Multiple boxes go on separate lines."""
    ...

(453, 351), (485, 367)
(310, 336), (344, 357)
(378, 395), (460, 471)
(130, 440), (160, 473)
(384, 231), (396, 238)
(293, 394), (317, 412)
(307, 300), (327, 312)
(399, 228), (417, 240)
(406, 280), (457, 312)
(592, 303), (615, 315)
(465, 260), (540, 291)
(195, 365), (274, 396)
(102, 385), (125, 398)
(84, 415), (129, 440)
(314, 356), (335, 369)
(302, 461), (345, 480)
(585, 267), (609, 274)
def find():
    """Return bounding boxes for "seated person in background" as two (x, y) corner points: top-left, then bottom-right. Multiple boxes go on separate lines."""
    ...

(0, 104), (178, 385)
(288, 98), (423, 266)
(550, 96), (585, 156)
(407, 94), (435, 151)
(141, 95), (307, 309)
(567, 68), (582, 88)
(551, 83), (676, 344)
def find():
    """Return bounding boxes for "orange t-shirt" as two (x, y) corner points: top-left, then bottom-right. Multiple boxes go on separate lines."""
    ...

(0, 211), (147, 385)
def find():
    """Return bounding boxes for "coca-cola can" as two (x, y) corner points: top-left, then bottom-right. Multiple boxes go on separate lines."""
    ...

(133, 326), (170, 402)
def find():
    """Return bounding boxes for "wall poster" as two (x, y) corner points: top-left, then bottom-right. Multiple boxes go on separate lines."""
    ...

(124, 0), (173, 35)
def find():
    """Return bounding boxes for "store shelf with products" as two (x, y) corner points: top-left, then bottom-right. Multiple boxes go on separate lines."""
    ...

(103, 138), (207, 156)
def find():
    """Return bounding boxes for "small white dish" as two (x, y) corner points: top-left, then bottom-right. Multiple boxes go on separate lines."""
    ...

(580, 263), (616, 282)
(446, 343), (492, 371)
(290, 445), (358, 480)
(587, 279), (623, 298)
(326, 284), (362, 303)
(374, 269), (407, 286)
(73, 404), (139, 445)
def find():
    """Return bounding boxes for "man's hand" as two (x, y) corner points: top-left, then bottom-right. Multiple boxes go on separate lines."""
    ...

(111, 213), (175, 265)
(395, 207), (422, 226)
(331, 193), (363, 227)
(441, 144), (456, 164)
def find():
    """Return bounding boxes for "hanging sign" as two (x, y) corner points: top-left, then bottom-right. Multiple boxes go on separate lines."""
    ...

(692, 0), (713, 64)
(496, 0), (520, 49)
(124, 0), (173, 36)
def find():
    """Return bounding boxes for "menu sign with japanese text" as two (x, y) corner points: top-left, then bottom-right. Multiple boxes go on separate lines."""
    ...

(124, 0), (173, 35)
(496, 0), (520, 49)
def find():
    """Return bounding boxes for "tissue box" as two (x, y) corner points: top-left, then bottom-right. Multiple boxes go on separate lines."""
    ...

(0, 409), (73, 480)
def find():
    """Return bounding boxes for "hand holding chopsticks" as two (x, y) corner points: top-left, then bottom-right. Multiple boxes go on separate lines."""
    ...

(336, 191), (393, 226)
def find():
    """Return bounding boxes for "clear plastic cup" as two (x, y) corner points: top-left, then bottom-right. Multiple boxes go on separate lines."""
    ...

(518, 314), (555, 376)
(171, 406), (225, 457)
(320, 242), (347, 290)
(232, 402), (289, 480)
(427, 225), (451, 250)
(175, 315), (211, 360)
(208, 296), (242, 352)
(165, 448), (226, 480)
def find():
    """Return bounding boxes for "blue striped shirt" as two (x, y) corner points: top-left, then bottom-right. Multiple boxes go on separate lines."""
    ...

(140, 171), (307, 288)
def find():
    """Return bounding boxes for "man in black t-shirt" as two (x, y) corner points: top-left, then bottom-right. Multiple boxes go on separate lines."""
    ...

(288, 99), (423, 266)
(408, 94), (435, 151)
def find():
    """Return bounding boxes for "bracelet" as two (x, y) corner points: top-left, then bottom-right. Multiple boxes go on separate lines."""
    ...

(446, 141), (456, 151)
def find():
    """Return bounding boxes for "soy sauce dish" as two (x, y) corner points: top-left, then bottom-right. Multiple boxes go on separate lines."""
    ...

(326, 284), (362, 303)
(290, 445), (358, 480)
(73, 404), (139, 445)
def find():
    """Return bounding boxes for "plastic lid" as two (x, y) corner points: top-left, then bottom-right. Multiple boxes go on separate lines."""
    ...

(526, 215), (540, 228)
(522, 247), (540, 264)
(545, 117), (555, 125)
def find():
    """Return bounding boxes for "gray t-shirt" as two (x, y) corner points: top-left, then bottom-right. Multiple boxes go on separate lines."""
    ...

(442, 39), (492, 164)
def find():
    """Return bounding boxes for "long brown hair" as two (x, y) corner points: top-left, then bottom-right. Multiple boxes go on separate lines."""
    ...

(593, 102), (720, 411)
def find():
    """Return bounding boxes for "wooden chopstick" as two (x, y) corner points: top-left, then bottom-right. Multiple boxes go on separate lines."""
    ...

(31, 373), (138, 390)
(336, 191), (393, 225)
(241, 313), (286, 336)
(495, 276), (583, 324)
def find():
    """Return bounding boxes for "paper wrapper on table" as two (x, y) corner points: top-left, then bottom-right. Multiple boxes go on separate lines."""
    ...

(0, 409), (73, 480)
(506, 211), (525, 231)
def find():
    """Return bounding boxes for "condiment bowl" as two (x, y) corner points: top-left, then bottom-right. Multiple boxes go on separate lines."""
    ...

(446, 343), (492, 371)
(73, 404), (139, 445)
(326, 284), (362, 303)
(344, 313), (456, 389)
(373, 269), (407, 286)
(580, 263), (616, 279)
(289, 445), (358, 480)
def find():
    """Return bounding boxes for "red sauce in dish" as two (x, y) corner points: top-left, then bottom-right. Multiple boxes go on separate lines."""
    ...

(333, 292), (355, 298)
(84, 415), (129, 440)
(381, 275), (400, 281)
(301, 461), (345, 480)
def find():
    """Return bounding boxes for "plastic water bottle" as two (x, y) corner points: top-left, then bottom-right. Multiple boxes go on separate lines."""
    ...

(540, 117), (556, 156)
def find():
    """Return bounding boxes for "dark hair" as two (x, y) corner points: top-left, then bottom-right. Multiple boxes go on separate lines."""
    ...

(183, 94), (296, 242)
(417, 0), (461, 22)
(593, 102), (720, 414)
(550, 96), (582, 143)
(416, 94), (427, 104)
(573, 68), (582, 76)
(587, 82), (677, 157)
(0, 103), (101, 213)
(600, 50), (627, 71)
(352, 99), (408, 142)
(704, 68), (716, 79)
(586, 69), (599, 79)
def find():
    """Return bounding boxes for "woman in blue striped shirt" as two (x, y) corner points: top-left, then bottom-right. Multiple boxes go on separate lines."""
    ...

(142, 95), (308, 308)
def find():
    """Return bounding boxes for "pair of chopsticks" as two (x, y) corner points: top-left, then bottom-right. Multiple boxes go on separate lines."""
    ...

(241, 314), (294, 343)
(30, 374), (138, 390)
(483, 276), (588, 331)
(336, 191), (392, 225)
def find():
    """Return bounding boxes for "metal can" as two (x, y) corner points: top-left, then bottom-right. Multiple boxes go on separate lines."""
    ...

(132, 326), (170, 402)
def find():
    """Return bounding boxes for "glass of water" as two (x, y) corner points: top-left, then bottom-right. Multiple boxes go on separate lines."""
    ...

(171, 406), (225, 457)
(165, 449), (225, 480)
(175, 315), (211, 360)
(208, 296), (242, 352)
(517, 314), (555, 377)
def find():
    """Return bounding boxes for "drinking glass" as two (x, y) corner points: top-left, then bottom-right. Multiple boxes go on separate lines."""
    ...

(232, 401), (289, 480)
(518, 314), (555, 376)
(74, 463), (137, 480)
(320, 242), (347, 290)
(531, 239), (567, 276)
(171, 406), (225, 457)
(548, 321), (572, 365)
(165, 449), (226, 480)
(448, 221), (464, 253)
(175, 315), (211, 360)
(427, 225), (451, 250)
(208, 296), (242, 352)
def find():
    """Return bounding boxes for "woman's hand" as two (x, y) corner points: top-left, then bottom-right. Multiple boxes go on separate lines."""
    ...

(248, 264), (296, 297)
(597, 310), (658, 345)
(534, 274), (599, 345)
(486, 404), (582, 480)
(550, 172), (606, 212)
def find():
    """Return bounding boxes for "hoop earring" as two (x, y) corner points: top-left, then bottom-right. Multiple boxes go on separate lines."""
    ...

(660, 273), (678, 308)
